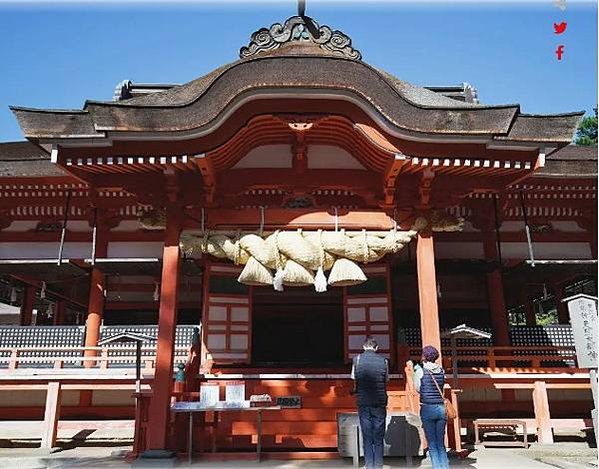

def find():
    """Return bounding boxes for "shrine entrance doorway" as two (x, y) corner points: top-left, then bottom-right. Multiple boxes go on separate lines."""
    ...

(251, 287), (344, 368)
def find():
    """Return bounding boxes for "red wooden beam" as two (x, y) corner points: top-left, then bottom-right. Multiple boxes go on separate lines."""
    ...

(193, 154), (215, 204)
(382, 153), (407, 207)
(184, 207), (413, 231)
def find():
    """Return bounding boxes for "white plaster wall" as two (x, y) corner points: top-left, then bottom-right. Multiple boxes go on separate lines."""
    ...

(3, 221), (38, 232)
(106, 292), (157, 302)
(501, 221), (526, 232)
(0, 242), (93, 259)
(502, 221), (585, 234)
(499, 242), (592, 260)
(0, 390), (46, 406)
(92, 390), (135, 406)
(107, 242), (164, 258)
(106, 275), (156, 284)
(307, 145), (366, 169)
(460, 388), (502, 402)
(551, 221), (585, 233)
(112, 220), (144, 232)
(434, 242), (485, 259)
(233, 144), (292, 169)
(66, 221), (92, 232)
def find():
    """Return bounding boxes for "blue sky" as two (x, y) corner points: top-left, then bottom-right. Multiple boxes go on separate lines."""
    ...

(0, 0), (596, 142)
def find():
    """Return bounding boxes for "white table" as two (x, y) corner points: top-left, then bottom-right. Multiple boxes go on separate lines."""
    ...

(171, 403), (281, 464)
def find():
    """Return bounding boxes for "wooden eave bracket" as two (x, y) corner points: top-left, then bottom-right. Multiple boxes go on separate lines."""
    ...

(383, 152), (407, 206)
(164, 168), (182, 205)
(417, 168), (435, 209)
(504, 147), (547, 188)
(292, 132), (308, 175)
(193, 153), (216, 204)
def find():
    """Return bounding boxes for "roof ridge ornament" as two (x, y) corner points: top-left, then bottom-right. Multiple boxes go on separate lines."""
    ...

(239, 15), (362, 61)
(298, 0), (306, 17)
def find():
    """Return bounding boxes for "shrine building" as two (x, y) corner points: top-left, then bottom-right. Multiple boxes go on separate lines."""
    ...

(0, 9), (596, 460)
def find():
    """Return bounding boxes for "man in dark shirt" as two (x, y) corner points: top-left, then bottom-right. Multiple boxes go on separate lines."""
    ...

(351, 337), (389, 469)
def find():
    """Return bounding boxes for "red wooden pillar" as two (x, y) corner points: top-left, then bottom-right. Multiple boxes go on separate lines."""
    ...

(20, 285), (36, 326)
(482, 232), (510, 346)
(533, 381), (554, 444)
(589, 226), (597, 259)
(53, 301), (66, 326)
(147, 206), (183, 450)
(84, 231), (108, 367)
(522, 288), (536, 326)
(552, 283), (569, 324)
(41, 381), (62, 449)
(416, 230), (441, 354)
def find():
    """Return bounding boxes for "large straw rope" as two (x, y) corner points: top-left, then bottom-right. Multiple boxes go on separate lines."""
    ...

(179, 213), (463, 288)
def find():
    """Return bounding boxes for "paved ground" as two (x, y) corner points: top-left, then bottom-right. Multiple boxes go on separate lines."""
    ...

(0, 421), (595, 468)
(0, 444), (596, 469)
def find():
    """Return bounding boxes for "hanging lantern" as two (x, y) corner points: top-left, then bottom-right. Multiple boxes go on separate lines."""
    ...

(9, 286), (17, 304)
(40, 281), (47, 300)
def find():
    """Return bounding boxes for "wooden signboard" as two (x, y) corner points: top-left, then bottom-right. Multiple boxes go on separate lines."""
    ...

(564, 294), (598, 369)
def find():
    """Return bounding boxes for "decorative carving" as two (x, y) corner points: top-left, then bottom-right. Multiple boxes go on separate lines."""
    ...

(86, 208), (122, 230)
(239, 16), (362, 61)
(0, 212), (12, 231)
(464, 195), (507, 232)
(35, 221), (63, 232)
(282, 196), (314, 209)
(529, 222), (553, 234)
(138, 207), (166, 230)
(414, 209), (464, 233)
(429, 210), (464, 232)
(288, 122), (313, 132)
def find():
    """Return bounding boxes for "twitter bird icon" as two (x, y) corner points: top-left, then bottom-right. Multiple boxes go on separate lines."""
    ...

(554, 0), (566, 11)
(554, 22), (568, 34)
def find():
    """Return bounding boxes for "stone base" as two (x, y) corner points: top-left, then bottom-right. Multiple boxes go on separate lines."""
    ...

(591, 408), (597, 443)
(133, 449), (177, 467)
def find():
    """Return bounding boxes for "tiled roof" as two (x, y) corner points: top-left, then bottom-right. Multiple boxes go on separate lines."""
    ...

(11, 52), (583, 144)
(0, 141), (66, 177)
(535, 145), (597, 177)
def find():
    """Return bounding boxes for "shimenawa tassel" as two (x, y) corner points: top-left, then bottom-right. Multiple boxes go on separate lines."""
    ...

(314, 229), (328, 293)
(273, 268), (284, 291)
(272, 230), (284, 291)
(314, 266), (327, 293)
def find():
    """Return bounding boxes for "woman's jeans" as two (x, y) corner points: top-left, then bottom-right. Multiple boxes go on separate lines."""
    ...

(358, 405), (386, 469)
(420, 403), (449, 468)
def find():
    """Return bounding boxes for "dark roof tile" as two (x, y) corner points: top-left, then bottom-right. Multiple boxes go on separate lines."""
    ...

(0, 141), (67, 177)
(0, 141), (48, 160)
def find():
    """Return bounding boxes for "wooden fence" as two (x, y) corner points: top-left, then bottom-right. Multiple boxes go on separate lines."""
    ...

(404, 345), (579, 370)
(0, 345), (189, 372)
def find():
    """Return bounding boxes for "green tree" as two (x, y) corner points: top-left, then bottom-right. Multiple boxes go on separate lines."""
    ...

(574, 108), (598, 145)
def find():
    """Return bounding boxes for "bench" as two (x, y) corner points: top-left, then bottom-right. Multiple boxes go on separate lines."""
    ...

(474, 419), (528, 448)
